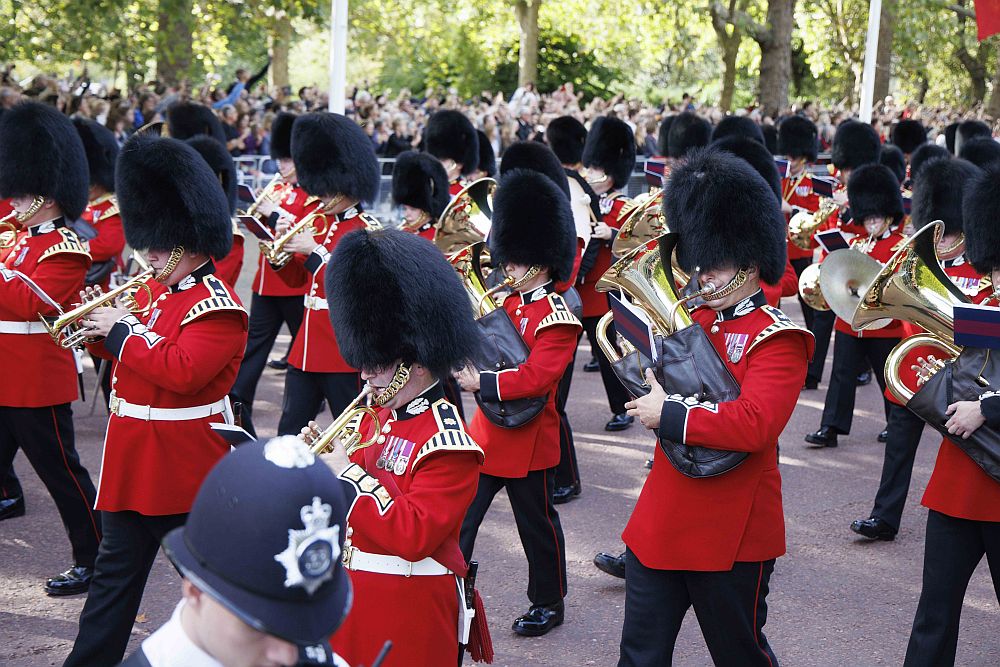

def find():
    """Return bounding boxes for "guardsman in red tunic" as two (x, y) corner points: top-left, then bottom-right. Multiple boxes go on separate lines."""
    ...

(0, 102), (102, 596)
(468, 128), (498, 181)
(891, 119), (928, 181)
(852, 157), (987, 542)
(579, 116), (637, 432)
(425, 109), (480, 196)
(391, 150), (450, 243)
(323, 228), (490, 667)
(778, 115), (822, 324)
(64, 132), (248, 667)
(271, 112), (382, 436)
(903, 167), (1000, 666)
(457, 169), (581, 637)
(621, 148), (813, 667)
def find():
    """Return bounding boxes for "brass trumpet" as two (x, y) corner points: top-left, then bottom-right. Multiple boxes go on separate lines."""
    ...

(299, 387), (382, 456)
(259, 207), (331, 268)
(241, 172), (289, 221)
(788, 198), (839, 250)
(435, 178), (496, 256)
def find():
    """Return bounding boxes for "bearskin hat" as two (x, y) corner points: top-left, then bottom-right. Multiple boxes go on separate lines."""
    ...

(945, 122), (959, 154)
(291, 112), (379, 202)
(489, 169), (576, 282)
(711, 135), (782, 202)
(911, 157), (980, 236)
(582, 116), (635, 190)
(711, 115), (764, 145)
(891, 119), (927, 155)
(832, 120), (881, 171)
(425, 110), (479, 174)
(166, 101), (227, 145)
(956, 120), (991, 155)
(476, 130), (497, 177)
(910, 143), (950, 181)
(391, 151), (450, 219)
(499, 141), (570, 197)
(667, 112), (712, 159)
(115, 133), (232, 258)
(761, 124), (777, 155)
(665, 148), (786, 284)
(269, 112), (296, 160)
(963, 165), (1000, 274)
(73, 117), (119, 194)
(957, 136), (1000, 170)
(656, 115), (675, 156)
(327, 228), (480, 378)
(778, 115), (819, 161)
(546, 115), (587, 164)
(846, 164), (904, 226)
(879, 145), (906, 183)
(186, 136), (238, 216)
(0, 102), (88, 220)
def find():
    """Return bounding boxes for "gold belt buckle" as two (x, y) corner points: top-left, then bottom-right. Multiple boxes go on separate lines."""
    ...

(341, 545), (356, 570)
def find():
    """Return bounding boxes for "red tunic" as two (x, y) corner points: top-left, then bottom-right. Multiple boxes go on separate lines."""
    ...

(333, 387), (483, 667)
(467, 283), (582, 478)
(250, 185), (317, 297)
(81, 194), (125, 290)
(0, 221), (90, 407)
(579, 193), (630, 318)
(783, 172), (820, 261)
(829, 231), (906, 338)
(623, 297), (814, 571)
(448, 180), (464, 198)
(89, 266), (248, 515)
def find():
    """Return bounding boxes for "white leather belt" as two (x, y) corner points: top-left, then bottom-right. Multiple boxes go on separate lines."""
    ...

(0, 320), (49, 334)
(109, 392), (229, 422)
(342, 547), (452, 577)
(304, 295), (329, 310)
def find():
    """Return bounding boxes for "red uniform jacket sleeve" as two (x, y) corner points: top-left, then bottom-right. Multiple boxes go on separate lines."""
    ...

(478, 323), (579, 402)
(87, 216), (126, 263)
(0, 253), (89, 318)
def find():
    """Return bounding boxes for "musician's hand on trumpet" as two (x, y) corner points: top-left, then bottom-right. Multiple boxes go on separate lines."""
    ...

(625, 369), (666, 430)
(303, 421), (352, 472)
(274, 218), (319, 255)
(78, 286), (129, 339)
(945, 400), (986, 440)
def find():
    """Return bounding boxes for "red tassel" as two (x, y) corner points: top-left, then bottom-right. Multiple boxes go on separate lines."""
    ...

(468, 589), (494, 663)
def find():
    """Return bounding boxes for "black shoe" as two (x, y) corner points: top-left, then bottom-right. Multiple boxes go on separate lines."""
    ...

(593, 552), (626, 579)
(804, 426), (838, 448)
(512, 602), (564, 637)
(44, 566), (94, 596)
(583, 358), (599, 372)
(877, 429), (889, 443)
(856, 370), (872, 386)
(552, 482), (581, 505)
(266, 357), (289, 371)
(850, 517), (897, 541)
(0, 495), (25, 521)
(605, 413), (634, 432)
(803, 378), (819, 390)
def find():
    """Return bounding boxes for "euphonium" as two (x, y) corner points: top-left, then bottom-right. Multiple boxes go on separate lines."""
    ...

(300, 387), (382, 456)
(796, 262), (830, 311)
(612, 189), (665, 258)
(259, 207), (330, 268)
(434, 178), (496, 256)
(788, 198), (839, 250)
(448, 241), (502, 316)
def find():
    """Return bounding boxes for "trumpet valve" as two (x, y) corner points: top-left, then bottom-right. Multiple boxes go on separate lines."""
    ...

(299, 422), (323, 446)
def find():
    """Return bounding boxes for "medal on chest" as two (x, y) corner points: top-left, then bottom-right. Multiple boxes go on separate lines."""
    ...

(795, 185), (811, 198)
(13, 245), (29, 267)
(724, 332), (749, 363)
(952, 276), (980, 296)
(375, 435), (417, 475)
(147, 308), (163, 329)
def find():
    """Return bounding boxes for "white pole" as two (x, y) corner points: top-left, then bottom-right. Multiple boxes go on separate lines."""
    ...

(328, 0), (348, 113)
(858, 0), (882, 123)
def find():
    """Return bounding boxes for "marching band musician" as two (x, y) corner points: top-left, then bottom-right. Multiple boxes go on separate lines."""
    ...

(324, 227), (490, 667)
(390, 150), (450, 242)
(620, 148), (814, 666)
(472, 128), (498, 180)
(903, 163), (1000, 666)
(270, 112), (382, 437)
(546, 115), (603, 251)
(65, 132), (249, 667)
(0, 102), (102, 596)
(890, 119), (928, 179)
(424, 109), (480, 196)
(456, 168), (580, 638)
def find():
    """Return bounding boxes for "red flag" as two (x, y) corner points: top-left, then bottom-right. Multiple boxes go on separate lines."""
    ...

(975, 0), (1000, 40)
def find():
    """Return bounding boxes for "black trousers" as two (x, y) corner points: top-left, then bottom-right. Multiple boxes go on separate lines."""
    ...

(229, 294), (305, 437)
(277, 366), (361, 437)
(618, 550), (779, 667)
(64, 510), (186, 667)
(0, 404), (101, 567)
(903, 510), (1000, 667)
(582, 314), (629, 416)
(806, 308), (835, 385)
(870, 404), (925, 531)
(460, 469), (567, 606)
(790, 257), (816, 332)
(820, 332), (897, 434)
(554, 339), (581, 489)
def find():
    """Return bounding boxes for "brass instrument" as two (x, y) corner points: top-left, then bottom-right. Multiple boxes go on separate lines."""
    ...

(0, 211), (18, 250)
(300, 387), (382, 456)
(448, 241), (501, 316)
(241, 172), (288, 221)
(612, 189), (665, 258)
(797, 262), (830, 311)
(788, 198), (839, 250)
(434, 178), (496, 256)
(259, 206), (331, 269)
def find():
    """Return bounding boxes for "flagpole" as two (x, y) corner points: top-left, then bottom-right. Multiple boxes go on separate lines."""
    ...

(858, 0), (882, 124)
(328, 0), (348, 113)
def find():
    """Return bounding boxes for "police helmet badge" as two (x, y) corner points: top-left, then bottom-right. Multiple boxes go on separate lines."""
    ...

(274, 496), (342, 595)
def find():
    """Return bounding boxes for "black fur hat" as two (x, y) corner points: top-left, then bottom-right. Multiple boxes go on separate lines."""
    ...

(186, 136), (238, 216)
(476, 130), (497, 177)
(269, 112), (296, 160)
(945, 122), (959, 154)
(832, 120), (881, 171)
(711, 115), (764, 145)
(546, 115), (587, 164)
(115, 133), (232, 258)
(656, 115), (675, 156)
(956, 120), (991, 155)
(291, 112), (379, 202)
(761, 124), (777, 155)
(0, 102), (88, 220)
(327, 228), (480, 378)
(166, 101), (227, 145)
(846, 163), (904, 226)
(665, 148), (786, 284)
(73, 117), (119, 193)
(667, 112), (711, 159)
(957, 136), (1000, 170)
(711, 135), (782, 202)
(963, 165), (1000, 274)
(582, 116), (635, 190)
(777, 115), (818, 161)
(489, 169), (576, 282)
(391, 151), (450, 219)
(891, 119), (927, 155)
(910, 143), (950, 181)
(425, 110), (479, 174)
(911, 157), (981, 236)
(879, 145), (906, 183)
(499, 141), (570, 197)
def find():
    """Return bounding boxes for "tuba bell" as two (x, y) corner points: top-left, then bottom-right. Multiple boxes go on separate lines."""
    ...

(797, 262), (830, 311)
(434, 178), (496, 256)
(788, 198), (839, 250)
(612, 189), (666, 258)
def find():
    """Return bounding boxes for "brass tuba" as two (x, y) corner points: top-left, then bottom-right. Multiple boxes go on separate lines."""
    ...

(788, 198), (839, 250)
(797, 262), (830, 311)
(299, 387), (382, 456)
(434, 178), (496, 256)
(612, 189), (665, 258)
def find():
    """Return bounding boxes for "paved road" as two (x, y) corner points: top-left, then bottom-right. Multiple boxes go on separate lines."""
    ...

(2, 246), (998, 666)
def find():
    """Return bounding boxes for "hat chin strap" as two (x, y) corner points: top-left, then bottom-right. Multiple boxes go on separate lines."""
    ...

(15, 196), (45, 223)
(701, 268), (749, 301)
(154, 246), (186, 283)
(374, 363), (411, 407)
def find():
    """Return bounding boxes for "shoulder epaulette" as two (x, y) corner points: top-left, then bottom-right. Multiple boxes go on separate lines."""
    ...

(40, 228), (91, 261)
(536, 293), (582, 333)
(359, 211), (383, 231)
(339, 463), (394, 515)
(747, 305), (813, 353)
(96, 198), (120, 223)
(412, 399), (485, 468)
(181, 276), (247, 325)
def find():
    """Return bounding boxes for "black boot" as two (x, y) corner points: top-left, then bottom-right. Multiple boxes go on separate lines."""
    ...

(593, 552), (626, 579)
(804, 426), (838, 448)
(45, 565), (94, 596)
(552, 482), (581, 505)
(0, 495), (25, 521)
(512, 601), (564, 636)
(850, 517), (897, 541)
